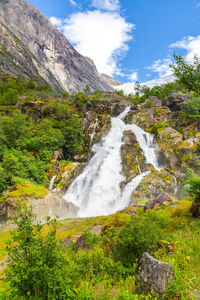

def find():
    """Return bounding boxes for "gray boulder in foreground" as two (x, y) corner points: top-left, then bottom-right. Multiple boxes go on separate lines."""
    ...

(135, 252), (174, 296)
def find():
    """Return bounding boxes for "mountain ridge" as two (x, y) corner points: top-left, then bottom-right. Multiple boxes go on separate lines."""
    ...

(0, 0), (113, 92)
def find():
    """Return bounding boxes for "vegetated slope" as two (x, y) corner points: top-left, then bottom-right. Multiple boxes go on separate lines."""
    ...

(0, 0), (113, 93)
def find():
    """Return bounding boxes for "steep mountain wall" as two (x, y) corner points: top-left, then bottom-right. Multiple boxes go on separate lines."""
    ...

(0, 0), (113, 92)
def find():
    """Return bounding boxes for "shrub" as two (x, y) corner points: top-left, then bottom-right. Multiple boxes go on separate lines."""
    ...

(112, 212), (164, 266)
(5, 206), (76, 299)
(115, 90), (125, 96)
(0, 170), (9, 193)
(184, 96), (200, 119)
(144, 99), (152, 108)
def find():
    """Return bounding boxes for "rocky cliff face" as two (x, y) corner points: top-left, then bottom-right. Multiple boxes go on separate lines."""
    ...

(0, 0), (113, 93)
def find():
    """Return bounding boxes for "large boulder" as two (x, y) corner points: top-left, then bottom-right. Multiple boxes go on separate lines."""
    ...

(165, 94), (189, 112)
(121, 130), (146, 184)
(135, 252), (174, 296)
(75, 235), (92, 251)
(144, 193), (172, 211)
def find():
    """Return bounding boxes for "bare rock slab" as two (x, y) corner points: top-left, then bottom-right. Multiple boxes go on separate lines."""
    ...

(135, 252), (174, 296)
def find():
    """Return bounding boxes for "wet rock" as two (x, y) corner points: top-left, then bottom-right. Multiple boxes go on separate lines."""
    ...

(165, 94), (189, 112)
(80, 111), (111, 159)
(191, 197), (200, 219)
(121, 130), (146, 184)
(56, 162), (85, 189)
(144, 193), (172, 211)
(75, 235), (92, 251)
(130, 169), (175, 205)
(125, 105), (172, 131)
(155, 127), (183, 169)
(135, 252), (174, 296)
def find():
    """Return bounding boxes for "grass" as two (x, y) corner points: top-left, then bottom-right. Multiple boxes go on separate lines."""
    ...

(0, 199), (199, 299)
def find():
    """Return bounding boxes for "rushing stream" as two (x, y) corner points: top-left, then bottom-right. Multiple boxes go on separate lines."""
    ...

(63, 107), (162, 217)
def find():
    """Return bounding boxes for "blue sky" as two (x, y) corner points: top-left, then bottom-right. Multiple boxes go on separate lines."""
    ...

(27, 0), (200, 84)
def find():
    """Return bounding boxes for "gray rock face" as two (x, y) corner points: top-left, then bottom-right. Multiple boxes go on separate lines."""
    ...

(165, 94), (189, 112)
(0, 0), (113, 93)
(144, 193), (172, 211)
(135, 252), (174, 296)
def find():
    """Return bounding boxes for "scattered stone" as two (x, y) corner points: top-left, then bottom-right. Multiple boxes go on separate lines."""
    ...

(90, 224), (102, 235)
(75, 235), (92, 251)
(148, 96), (162, 106)
(62, 238), (72, 248)
(119, 207), (137, 215)
(135, 252), (174, 296)
(144, 193), (172, 211)
(165, 94), (189, 112)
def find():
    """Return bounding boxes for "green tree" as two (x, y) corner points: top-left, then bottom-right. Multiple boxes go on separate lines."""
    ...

(2, 153), (19, 184)
(62, 117), (82, 158)
(5, 206), (76, 299)
(171, 54), (200, 95)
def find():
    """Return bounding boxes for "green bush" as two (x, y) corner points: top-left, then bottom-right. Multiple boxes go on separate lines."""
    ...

(184, 96), (200, 119)
(144, 99), (152, 108)
(5, 206), (77, 299)
(0, 169), (9, 193)
(112, 212), (164, 266)
(27, 119), (64, 152)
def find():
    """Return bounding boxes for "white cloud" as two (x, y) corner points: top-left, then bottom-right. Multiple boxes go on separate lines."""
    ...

(91, 0), (120, 11)
(129, 71), (138, 81)
(170, 35), (200, 62)
(196, 2), (200, 7)
(69, 0), (80, 8)
(52, 11), (134, 76)
(49, 16), (63, 30)
(146, 58), (173, 77)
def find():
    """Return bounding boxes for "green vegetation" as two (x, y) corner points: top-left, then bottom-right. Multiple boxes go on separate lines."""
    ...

(0, 76), (83, 189)
(5, 206), (75, 299)
(171, 54), (200, 95)
(128, 82), (180, 105)
(0, 202), (199, 299)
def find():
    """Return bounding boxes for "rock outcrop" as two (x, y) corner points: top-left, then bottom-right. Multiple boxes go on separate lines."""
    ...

(0, 0), (113, 93)
(135, 252), (174, 296)
(144, 193), (172, 211)
(30, 191), (78, 222)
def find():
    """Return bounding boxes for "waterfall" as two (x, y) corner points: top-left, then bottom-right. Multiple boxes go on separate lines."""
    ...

(49, 175), (57, 190)
(89, 118), (98, 147)
(63, 107), (161, 217)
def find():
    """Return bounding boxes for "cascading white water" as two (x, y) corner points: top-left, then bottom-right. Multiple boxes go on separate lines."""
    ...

(49, 175), (57, 190)
(63, 107), (161, 217)
(89, 118), (98, 147)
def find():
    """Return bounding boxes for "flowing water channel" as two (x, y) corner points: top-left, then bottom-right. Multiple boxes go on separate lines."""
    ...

(63, 107), (162, 217)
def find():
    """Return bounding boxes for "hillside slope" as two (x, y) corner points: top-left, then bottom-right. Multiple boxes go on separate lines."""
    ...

(0, 0), (113, 93)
